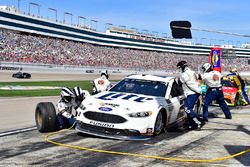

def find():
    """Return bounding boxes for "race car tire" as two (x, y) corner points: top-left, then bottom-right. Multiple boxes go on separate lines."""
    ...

(35, 102), (58, 132)
(154, 110), (166, 136)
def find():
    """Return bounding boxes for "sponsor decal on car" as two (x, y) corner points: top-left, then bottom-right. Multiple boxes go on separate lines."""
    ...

(98, 107), (113, 112)
(99, 102), (120, 107)
(97, 92), (154, 103)
(89, 121), (114, 128)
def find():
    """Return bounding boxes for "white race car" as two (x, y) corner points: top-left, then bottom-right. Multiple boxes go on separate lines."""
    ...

(75, 74), (190, 140)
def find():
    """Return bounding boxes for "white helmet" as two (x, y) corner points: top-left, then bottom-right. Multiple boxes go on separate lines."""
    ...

(73, 86), (85, 101)
(61, 87), (74, 102)
(202, 63), (212, 73)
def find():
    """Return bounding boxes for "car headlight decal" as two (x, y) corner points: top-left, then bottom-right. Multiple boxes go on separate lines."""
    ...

(128, 111), (152, 118)
(79, 104), (86, 110)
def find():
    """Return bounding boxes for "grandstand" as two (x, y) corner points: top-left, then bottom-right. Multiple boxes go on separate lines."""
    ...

(0, 6), (250, 73)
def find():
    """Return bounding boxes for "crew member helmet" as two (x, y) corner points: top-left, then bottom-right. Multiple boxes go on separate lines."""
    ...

(101, 70), (109, 79)
(177, 60), (188, 72)
(61, 87), (74, 103)
(73, 86), (85, 101)
(202, 63), (212, 73)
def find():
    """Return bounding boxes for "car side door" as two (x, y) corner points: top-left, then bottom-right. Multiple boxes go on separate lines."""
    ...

(165, 78), (185, 124)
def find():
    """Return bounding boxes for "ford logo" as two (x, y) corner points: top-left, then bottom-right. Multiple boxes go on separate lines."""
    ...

(98, 107), (112, 112)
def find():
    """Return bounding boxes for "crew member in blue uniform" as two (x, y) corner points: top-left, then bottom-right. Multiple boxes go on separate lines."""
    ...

(199, 63), (232, 121)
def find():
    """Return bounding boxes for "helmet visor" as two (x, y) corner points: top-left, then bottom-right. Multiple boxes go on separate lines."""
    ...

(64, 96), (72, 102)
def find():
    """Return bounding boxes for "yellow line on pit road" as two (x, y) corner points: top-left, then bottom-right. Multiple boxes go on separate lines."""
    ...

(45, 126), (250, 163)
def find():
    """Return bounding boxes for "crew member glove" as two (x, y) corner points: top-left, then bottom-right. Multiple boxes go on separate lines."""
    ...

(62, 111), (73, 119)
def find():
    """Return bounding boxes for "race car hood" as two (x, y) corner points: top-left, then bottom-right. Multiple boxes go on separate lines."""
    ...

(222, 86), (238, 93)
(81, 91), (166, 113)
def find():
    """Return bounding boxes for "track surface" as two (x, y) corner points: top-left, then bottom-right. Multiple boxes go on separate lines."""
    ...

(0, 71), (250, 167)
(0, 71), (125, 82)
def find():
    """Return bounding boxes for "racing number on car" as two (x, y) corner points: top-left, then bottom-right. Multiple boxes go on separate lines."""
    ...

(97, 92), (154, 102)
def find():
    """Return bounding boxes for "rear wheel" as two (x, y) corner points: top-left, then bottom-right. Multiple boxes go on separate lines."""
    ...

(154, 111), (165, 136)
(35, 102), (58, 132)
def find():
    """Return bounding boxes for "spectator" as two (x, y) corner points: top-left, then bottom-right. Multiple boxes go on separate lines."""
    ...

(1, 29), (250, 72)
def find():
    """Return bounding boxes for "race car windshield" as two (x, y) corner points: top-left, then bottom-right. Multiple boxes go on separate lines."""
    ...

(221, 79), (234, 87)
(109, 79), (167, 97)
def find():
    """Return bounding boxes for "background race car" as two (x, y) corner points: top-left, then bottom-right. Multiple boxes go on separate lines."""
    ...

(12, 71), (31, 79)
(221, 78), (238, 106)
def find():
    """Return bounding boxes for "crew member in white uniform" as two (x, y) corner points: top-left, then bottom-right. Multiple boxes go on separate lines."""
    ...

(92, 70), (111, 94)
(199, 63), (232, 121)
(57, 87), (87, 129)
(176, 61), (205, 130)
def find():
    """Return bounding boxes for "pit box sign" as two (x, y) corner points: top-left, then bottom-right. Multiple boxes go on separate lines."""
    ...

(209, 47), (222, 72)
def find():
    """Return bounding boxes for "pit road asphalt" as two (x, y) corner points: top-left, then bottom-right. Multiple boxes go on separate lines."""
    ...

(0, 71), (249, 167)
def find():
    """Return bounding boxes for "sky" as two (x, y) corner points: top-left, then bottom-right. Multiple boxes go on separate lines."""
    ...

(1, 0), (250, 46)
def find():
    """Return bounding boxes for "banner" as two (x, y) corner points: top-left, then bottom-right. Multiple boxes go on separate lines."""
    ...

(209, 47), (222, 72)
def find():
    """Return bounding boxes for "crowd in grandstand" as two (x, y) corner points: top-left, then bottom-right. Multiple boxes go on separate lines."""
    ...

(0, 29), (250, 72)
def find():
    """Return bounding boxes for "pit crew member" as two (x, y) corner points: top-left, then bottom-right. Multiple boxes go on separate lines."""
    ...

(199, 63), (232, 121)
(56, 87), (86, 129)
(92, 70), (112, 94)
(227, 68), (250, 105)
(176, 60), (205, 130)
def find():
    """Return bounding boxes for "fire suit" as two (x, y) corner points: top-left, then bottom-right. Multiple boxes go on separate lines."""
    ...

(92, 75), (111, 94)
(200, 70), (232, 121)
(56, 98), (83, 129)
(179, 67), (205, 129)
(227, 72), (250, 105)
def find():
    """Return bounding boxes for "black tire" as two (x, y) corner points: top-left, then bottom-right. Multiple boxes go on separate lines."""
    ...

(24, 73), (31, 79)
(35, 102), (58, 132)
(154, 111), (166, 136)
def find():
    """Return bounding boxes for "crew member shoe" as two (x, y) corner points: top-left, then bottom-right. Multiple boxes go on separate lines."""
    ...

(203, 118), (209, 122)
(225, 116), (232, 119)
(198, 121), (206, 129)
(186, 125), (198, 130)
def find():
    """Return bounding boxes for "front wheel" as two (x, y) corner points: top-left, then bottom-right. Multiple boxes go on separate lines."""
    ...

(154, 111), (165, 136)
(35, 102), (58, 132)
